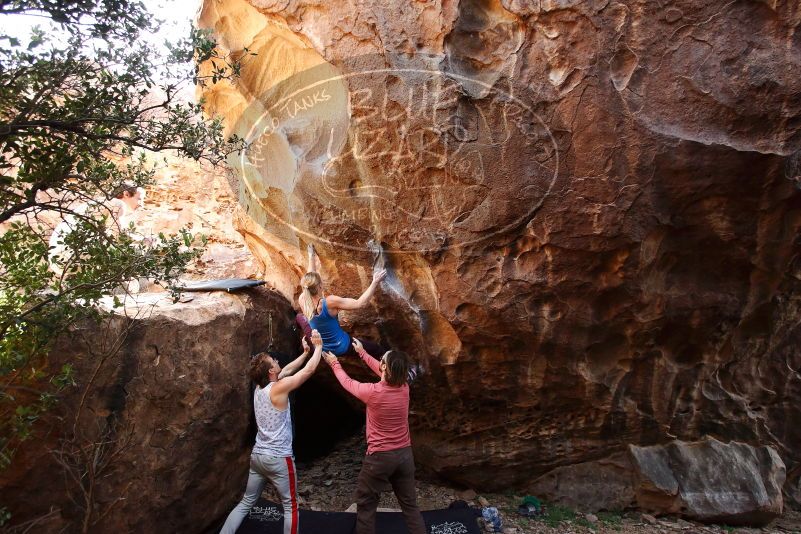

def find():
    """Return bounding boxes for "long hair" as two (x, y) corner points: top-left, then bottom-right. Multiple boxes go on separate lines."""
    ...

(299, 272), (322, 318)
(250, 352), (274, 388)
(384, 350), (410, 387)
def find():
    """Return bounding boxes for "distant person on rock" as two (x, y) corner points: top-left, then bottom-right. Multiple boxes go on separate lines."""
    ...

(107, 183), (145, 232)
(48, 183), (146, 279)
(297, 259), (388, 358)
(220, 330), (324, 534)
(323, 340), (427, 534)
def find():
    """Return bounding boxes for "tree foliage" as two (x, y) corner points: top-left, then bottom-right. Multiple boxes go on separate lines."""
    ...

(0, 0), (247, 483)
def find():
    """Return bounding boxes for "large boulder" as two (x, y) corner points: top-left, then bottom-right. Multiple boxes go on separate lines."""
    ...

(197, 0), (801, 505)
(630, 438), (785, 525)
(528, 438), (786, 525)
(527, 452), (637, 512)
(0, 289), (298, 533)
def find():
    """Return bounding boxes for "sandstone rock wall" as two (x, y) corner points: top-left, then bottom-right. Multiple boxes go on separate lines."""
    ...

(197, 0), (801, 503)
(0, 289), (297, 532)
(136, 154), (260, 281)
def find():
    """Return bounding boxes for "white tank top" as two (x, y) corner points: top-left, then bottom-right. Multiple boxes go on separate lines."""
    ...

(252, 383), (293, 457)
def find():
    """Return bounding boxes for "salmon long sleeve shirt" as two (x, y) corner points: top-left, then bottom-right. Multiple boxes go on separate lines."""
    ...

(328, 348), (412, 454)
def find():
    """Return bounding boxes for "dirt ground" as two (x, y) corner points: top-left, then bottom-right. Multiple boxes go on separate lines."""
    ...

(260, 433), (801, 534)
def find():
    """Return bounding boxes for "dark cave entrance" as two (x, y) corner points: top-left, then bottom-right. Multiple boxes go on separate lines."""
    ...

(291, 374), (364, 462)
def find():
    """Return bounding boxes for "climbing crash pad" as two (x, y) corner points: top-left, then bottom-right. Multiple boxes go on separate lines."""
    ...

(237, 498), (482, 534)
(179, 278), (265, 293)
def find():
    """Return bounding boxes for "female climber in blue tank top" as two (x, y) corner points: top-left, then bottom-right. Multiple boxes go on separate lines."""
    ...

(298, 269), (387, 357)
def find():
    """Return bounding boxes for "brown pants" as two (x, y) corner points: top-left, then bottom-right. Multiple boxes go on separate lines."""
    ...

(355, 446), (426, 534)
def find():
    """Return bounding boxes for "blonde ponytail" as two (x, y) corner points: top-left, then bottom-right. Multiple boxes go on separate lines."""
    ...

(299, 272), (322, 318)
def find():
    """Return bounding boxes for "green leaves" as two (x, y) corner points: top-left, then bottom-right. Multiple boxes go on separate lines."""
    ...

(0, 0), (243, 482)
(0, 1), (156, 42)
(26, 28), (43, 50)
(0, 199), (206, 475)
(171, 27), (257, 87)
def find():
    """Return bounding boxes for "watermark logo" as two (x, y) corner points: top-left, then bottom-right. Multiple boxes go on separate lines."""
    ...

(235, 54), (559, 254)
(430, 521), (469, 534)
(248, 504), (282, 522)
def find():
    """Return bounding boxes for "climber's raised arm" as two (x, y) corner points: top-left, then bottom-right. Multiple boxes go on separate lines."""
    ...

(323, 351), (375, 403)
(278, 336), (313, 379)
(353, 338), (382, 377)
(272, 330), (323, 401)
(326, 269), (387, 312)
(307, 243), (318, 273)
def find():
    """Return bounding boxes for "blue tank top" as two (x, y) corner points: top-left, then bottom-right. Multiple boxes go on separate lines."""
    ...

(309, 298), (351, 355)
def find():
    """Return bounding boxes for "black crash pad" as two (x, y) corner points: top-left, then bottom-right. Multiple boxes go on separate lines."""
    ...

(180, 278), (265, 293)
(237, 498), (482, 534)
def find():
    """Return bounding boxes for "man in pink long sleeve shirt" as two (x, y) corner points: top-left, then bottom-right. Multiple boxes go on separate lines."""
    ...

(323, 339), (426, 534)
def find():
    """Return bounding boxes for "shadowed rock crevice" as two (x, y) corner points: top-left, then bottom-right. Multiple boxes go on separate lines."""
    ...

(292, 374), (365, 461)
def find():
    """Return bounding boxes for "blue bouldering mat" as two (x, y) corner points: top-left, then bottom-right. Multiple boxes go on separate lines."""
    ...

(236, 498), (482, 534)
(180, 279), (265, 293)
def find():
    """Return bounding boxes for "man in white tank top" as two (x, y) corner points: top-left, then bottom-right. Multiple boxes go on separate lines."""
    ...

(220, 330), (324, 534)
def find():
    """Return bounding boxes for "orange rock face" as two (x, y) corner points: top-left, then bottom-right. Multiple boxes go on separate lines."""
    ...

(198, 0), (801, 502)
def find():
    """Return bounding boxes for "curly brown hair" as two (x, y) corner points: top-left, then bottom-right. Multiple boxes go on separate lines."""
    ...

(250, 352), (275, 388)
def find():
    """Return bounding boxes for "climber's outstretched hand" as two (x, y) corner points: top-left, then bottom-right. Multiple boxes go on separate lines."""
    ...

(372, 269), (387, 284)
(323, 351), (338, 366)
(310, 329), (323, 349)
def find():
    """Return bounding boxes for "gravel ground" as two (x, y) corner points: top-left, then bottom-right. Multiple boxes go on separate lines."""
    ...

(258, 433), (801, 534)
